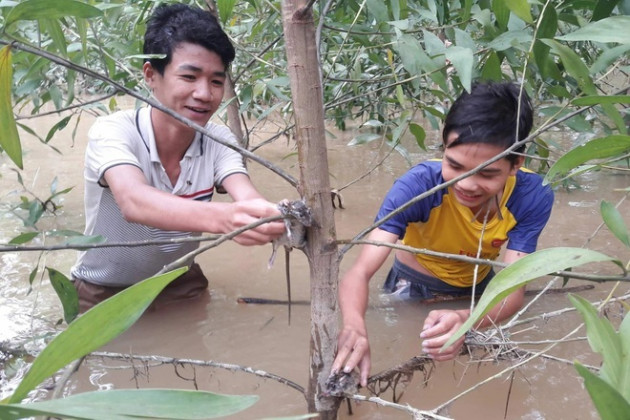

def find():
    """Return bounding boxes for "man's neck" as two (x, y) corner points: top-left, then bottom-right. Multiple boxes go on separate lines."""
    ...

(150, 108), (196, 163)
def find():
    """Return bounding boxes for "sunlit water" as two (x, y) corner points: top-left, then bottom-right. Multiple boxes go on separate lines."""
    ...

(1, 106), (629, 419)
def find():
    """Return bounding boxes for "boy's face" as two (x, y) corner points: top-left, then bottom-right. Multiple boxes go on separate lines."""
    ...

(143, 42), (226, 128)
(441, 132), (523, 214)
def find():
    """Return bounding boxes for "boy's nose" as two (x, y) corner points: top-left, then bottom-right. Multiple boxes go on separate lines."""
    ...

(455, 175), (478, 191)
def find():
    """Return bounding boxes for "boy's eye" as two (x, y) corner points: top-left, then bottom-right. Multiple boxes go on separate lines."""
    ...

(181, 74), (196, 80)
(212, 80), (224, 86)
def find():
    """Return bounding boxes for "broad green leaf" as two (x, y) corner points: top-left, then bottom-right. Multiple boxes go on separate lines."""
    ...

(5, 0), (103, 26)
(1, 389), (258, 420)
(217, 0), (237, 25)
(575, 363), (630, 420)
(0, 45), (22, 169)
(445, 46), (473, 92)
(47, 267), (79, 324)
(601, 201), (630, 248)
(366, 0), (389, 22)
(487, 30), (532, 51)
(505, 0), (532, 23)
(557, 16), (630, 44)
(570, 294), (624, 389)
(442, 248), (622, 350)
(409, 123), (426, 150)
(593, 0), (622, 21)
(492, 0), (510, 29)
(543, 39), (597, 95)
(394, 33), (447, 90)
(8, 232), (39, 245)
(544, 135), (630, 185)
(572, 95), (630, 106)
(480, 51), (503, 81)
(64, 234), (107, 246)
(8, 268), (188, 403)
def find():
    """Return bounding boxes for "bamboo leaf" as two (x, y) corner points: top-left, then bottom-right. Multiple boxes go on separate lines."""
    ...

(570, 294), (623, 388)
(0, 45), (23, 169)
(557, 16), (630, 44)
(504, 0), (533, 23)
(47, 267), (79, 324)
(601, 201), (630, 248)
(442, 248), (622, 350)
(543, 39), (597, 95)
(575, 363), (630, 420)
(544, 135), (630, 185)
(216, 0), (237, 25)
(8, 232), (39, 245)
(8, 268), (188, 403)
(409, 123), (426, 150)
(572, 95), (630, 106)
(5, 0), (103, 26)
(1, 389), (258, 420)
(445, 46), (473, 92)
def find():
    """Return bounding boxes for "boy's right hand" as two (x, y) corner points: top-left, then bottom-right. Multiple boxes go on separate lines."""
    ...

(331, 324), (371, 387)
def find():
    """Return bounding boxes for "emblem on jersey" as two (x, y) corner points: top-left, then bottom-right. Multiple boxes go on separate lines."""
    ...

(491, 238), (507, 248)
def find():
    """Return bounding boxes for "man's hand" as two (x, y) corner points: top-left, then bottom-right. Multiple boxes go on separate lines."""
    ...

(420, 309), (468, 361)
(331, 324), (371, 387)
(224, 199), (285, 246)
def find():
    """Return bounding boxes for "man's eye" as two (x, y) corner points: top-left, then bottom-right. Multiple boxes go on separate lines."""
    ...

(212, 80), (224, 86)
(181, 74), (195, 80)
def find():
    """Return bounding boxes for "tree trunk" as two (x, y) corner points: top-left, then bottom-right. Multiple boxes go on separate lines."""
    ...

(281, 1), (341, 418)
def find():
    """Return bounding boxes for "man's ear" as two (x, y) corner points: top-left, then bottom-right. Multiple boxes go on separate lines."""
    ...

(143, 62), (156, 86)
(510, 155), (525, 175)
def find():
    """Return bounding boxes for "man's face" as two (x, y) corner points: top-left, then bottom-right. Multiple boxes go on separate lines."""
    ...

(143, 42), (226, 128)
(441, 132), (522, 214)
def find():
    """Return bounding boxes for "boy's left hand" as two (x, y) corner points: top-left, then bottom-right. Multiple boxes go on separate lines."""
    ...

(420, 309), (468, 361)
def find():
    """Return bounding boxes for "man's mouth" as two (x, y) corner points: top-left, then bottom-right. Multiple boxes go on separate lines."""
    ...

(186, 106), (210, 114)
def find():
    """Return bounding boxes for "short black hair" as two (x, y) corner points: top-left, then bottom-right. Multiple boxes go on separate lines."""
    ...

(143, 3), (235, 75)
(442, 82), (533, 164)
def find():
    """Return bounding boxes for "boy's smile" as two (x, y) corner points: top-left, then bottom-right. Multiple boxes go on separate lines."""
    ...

(441, 133), (523, 216)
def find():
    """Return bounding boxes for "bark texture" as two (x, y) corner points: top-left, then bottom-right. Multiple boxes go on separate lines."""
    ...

(281, 1), (341, 418)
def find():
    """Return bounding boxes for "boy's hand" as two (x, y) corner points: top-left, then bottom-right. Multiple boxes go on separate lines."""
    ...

(420, 309), (468, 361)
(331, 324), (371, 387)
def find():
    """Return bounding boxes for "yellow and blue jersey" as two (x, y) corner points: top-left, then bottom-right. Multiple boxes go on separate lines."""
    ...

(376, 160), (554, 288)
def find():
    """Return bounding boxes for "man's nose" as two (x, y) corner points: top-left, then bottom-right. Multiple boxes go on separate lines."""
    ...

(456, 174), (477, 191)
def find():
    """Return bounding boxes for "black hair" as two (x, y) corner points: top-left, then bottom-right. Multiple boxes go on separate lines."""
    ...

(143, 3), (235, 75)
(442, 82), (533, 165)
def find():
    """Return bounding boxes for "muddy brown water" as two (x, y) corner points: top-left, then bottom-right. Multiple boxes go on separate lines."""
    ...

(1, 106), (629, 419)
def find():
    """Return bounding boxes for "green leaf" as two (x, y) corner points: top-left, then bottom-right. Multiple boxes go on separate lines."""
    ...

(1, 389), (258, 420)
(64, 234), (107, 246)
(480, 51), (503, 81)
(442, 248), (623, 350)
(26, 200), (44, 227)
(47, 267), (79, 324)
(5, 0), (103, 26)
(8, 232), (39, 245)
(557, 16), (630, 44)
(543, 39), (597, 95)
(45, 115), (72, 143)
(505, 0), (533, 23)
(445, 46), (473, 92)
(409, 123), (426, 150)
(544, 135), (630, 185)
(8, 268), (188, 403)
(0, 45), (23, 169)
(601, 201), (630, 248)
(570, 294), (624, 389)
(216, 0), (237, 25)
(366, 0), (389, 22)
(348, 133), (381, 146)
(571, 95), (630, 106)
(575, 363), (630, 420)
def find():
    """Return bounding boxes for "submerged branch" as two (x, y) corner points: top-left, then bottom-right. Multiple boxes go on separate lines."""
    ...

(89, 351), (306, 397)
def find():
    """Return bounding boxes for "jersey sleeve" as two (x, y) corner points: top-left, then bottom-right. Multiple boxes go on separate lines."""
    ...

(506, 173), (554, 253)
(375, 162), (442, 238)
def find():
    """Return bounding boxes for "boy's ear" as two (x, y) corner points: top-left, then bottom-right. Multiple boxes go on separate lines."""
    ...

(510, 155), (525, 175)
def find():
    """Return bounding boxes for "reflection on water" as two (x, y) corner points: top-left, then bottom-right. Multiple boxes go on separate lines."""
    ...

(1, 107), (629, 418)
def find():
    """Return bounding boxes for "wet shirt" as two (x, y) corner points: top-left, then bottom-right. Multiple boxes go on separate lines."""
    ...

(376, 160), (554, 287)
(71, 107), (247, 287)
